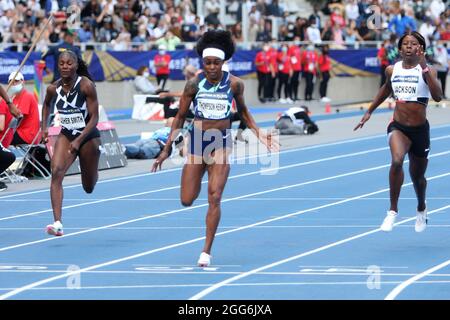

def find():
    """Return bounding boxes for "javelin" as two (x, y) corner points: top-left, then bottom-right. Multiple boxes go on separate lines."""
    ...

(4, 14), (54, 92)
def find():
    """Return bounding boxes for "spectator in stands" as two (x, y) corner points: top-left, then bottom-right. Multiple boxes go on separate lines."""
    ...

(302, 44), (319, 101)
(97, 15), (119, 42)
(154, 44), (171, 90)
(318, 44), (331, 102)
(156, 30), (181, 50)
(294, 17), (308, 41)
(5, 72), (39, 146)
(41, 29), (82, 82)
(309, 3), (323, 30)
(134, 66), (159, 94)
(288, 37), (302, 102)
(306, 17), (322, 44)
(277, 43), (293, 104)
(419, 17), (436, 47)
(204, 0), (221, 25)
(439, 22), (450, 40)
(256, 18), (272, 43)
(266, 0), (283, 17)
(78, 19), (94, 43)
(231, 22), (244, 44)
(388, 9), (417, 37)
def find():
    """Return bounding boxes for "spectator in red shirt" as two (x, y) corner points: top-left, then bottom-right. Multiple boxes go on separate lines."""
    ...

(377, 40), (390, 87)
(288, 37), (302, 101)
(254, 42), (272, 102)
(6, 72), (40, 146)
(439, 22), (450, 40)
(154, 44), (171, 90)
(318, 44), (332, 101)
(301, 44), (319, 101)
(277, 43), (293, 103)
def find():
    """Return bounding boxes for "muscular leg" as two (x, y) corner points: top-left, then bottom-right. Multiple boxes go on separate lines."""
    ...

(50, 134), (78, 222)
(78, 137), (101, 194)
(202, 148), (230, 255)
(408, 152), (428, 212)
(180, 154), (206, 207)
(388, 130), (411, 213)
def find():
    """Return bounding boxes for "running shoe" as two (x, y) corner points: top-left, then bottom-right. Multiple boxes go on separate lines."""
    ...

(197, 252), (211, 267)
(380, 210), (397, 232)
(46, 221), (64, 236)
(415, 208), (428, 233)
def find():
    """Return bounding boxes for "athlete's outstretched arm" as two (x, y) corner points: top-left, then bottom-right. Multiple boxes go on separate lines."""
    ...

(354, 65), (394, 131)
(152, 77), (198, 171)
(232, 76), (279, 152)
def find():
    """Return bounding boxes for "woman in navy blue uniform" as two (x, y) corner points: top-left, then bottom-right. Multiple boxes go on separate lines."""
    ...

(354, 31), (443, 233)
(41, 51), (101, 236)
(152, 30), (278, 266)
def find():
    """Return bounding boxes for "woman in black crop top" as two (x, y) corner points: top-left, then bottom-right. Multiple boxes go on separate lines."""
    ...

(354, 31), (443, 233)
(41, 51), (101, 237)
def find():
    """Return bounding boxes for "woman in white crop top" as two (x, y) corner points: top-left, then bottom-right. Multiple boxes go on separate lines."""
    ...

(354, 31), (443, 233)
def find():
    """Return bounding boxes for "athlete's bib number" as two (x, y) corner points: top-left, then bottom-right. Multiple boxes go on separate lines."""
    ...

(59, 112), (85, 130)
(197, 99), (228, 119)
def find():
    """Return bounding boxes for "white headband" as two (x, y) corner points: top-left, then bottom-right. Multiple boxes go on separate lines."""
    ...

(202, 48), (225, 60)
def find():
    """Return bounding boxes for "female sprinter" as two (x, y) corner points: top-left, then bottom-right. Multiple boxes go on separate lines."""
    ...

(41, 50), (101, 236)
(152, 30), (278, 266)
(354, 31), (443, 233)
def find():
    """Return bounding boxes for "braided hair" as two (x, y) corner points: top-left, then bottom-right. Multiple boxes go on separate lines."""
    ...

(398, 31), (426, 50)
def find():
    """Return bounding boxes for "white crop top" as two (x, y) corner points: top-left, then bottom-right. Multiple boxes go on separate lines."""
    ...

(391, 61), (430, 105)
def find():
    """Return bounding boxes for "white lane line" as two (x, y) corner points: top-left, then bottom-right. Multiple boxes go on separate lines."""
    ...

(385, 259), (450, 300)
(2, 280), (450, 293)
(1, 172), (450, 300)
(189, 202), (450, 300)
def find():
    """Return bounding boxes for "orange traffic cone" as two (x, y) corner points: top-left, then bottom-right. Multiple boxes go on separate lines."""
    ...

(325, 102), (332, 114)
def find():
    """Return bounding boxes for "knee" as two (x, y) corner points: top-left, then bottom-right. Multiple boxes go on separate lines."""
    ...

(208, 190), (222, 206)
(391, 158), (404, 172)
(51, 165), (65, 181)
